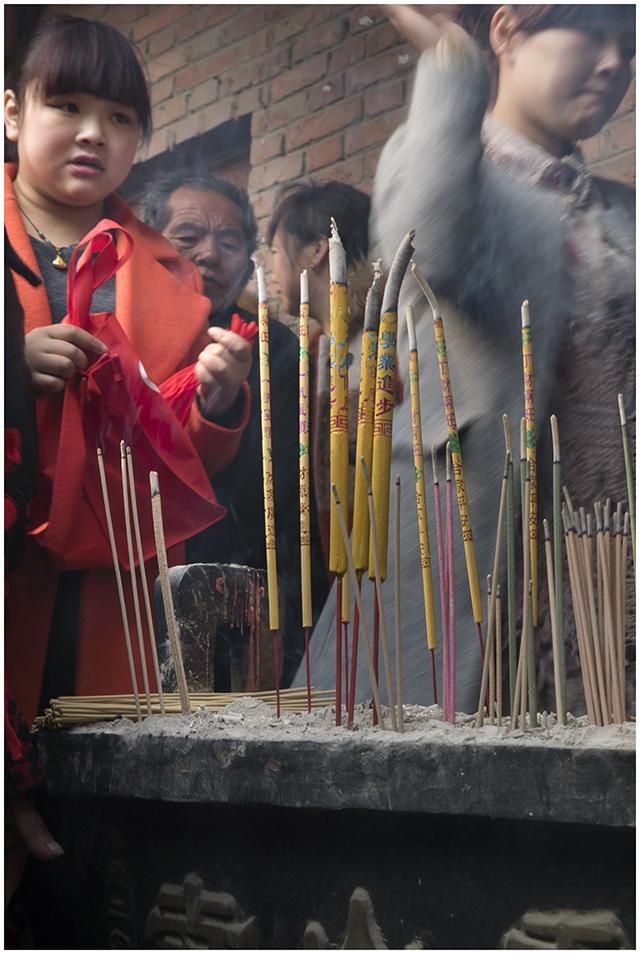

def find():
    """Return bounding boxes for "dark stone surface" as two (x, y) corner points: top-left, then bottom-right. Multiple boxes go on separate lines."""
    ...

(36, 723), (634, 828)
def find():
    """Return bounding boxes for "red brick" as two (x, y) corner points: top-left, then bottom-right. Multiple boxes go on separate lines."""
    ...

(345, 107), (405, 155)
(220, 6), (280, 47)
(363, 146), (383, 180)
(327, 34), (366, 74)
(139, 126), (169, 162)
(147, 48), (188, 83)
(364, 78), (405, 117)
(103, 5), (149, 27)
(607, 113), (635, 154)
(306, 135), (343, 172)
(328, 155), (365, 187)
(591, 150), (635, 187)
(227, 47), (291, 96)
(273, 7), (322, 45)
(153, 93), (187, 129)
(150, 76), (174, 107)
(271, 53), (328, 103)
(251, 186), (281, 222)
(366, 20), (402, 57)
(231, 86), (265, 120)
(252, 91), (307, 136)
(176, 6), (235, 43)
(133, 5), (185, 41)
(250, 152), (305, 192)
(292, 17), (348, 63)
(188, 77), (220, 111)
(346, 47), (416, 94)
(148, 24), (176, 58)
(169, 111), (202, 147)
(348, 7), (385, 34)
(286, 97), (362, 151)
(307, 75), (346, 112)
(240, 29), (273, 64)
(198, 99), (233, 135)
(251, 131), (284, 164)
(174, 46), (238, 93)
(185, 26), (224, 63)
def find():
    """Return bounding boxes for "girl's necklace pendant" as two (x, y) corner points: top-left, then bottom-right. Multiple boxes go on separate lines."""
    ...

(52, 249), (67, 270)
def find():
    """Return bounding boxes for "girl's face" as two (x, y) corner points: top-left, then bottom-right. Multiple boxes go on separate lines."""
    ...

(502, 21), (634, 142)
(4, 86), (140, 208)
(270, 226), (304, 314)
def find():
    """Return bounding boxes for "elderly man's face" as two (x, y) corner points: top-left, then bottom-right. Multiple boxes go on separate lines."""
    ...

(162, 186), (251, 316)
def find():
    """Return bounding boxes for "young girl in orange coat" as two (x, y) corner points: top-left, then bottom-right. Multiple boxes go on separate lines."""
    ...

(4, 15), (253, 721)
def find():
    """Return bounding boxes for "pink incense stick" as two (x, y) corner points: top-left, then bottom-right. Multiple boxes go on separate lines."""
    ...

(432, 446), (449, 716)
(347, 579), (361, 728)
(446, 455), (457, 722)
(343, 621), (349, 714)
(372, 591), (380, 726)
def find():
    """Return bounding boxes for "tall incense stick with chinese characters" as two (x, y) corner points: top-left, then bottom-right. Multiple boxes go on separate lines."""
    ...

(406, 304), (438, 703)
(349, 261), (383, 727)
(256, 266), (281, 716)
(299, 269), (312, 713)
(329, 219), (349, 725)
(411, 262), (484, 659)
(521, 301), (538, 625)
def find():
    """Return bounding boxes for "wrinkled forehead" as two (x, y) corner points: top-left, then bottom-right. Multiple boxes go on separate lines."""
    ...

(166, 186), (246, 234)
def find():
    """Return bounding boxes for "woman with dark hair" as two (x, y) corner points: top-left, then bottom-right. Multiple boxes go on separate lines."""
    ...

(308, 5), (635, 717)
(268, 181), (374, 566)
(4, 15), (253, 720)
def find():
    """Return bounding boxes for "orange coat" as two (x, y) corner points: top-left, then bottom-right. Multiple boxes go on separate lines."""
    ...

(5, 164), (250, 721)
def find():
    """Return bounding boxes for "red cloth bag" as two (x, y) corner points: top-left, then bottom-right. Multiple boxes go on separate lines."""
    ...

(29, 220), (225, 570)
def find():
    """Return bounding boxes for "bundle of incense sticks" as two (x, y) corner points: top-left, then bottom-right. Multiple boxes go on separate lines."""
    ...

(35, 688), (336, 729)
(561, 493), (628, 725)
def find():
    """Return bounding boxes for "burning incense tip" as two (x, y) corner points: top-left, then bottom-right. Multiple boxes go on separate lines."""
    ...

(300, 269), (309, 304)
(431, 445), (438, 485)
(395, 474), (401, 487)
(618, 393), (626, 426)
(550, 415), (560, 463)
(256, 265), (267, 303)
(502, 414), (512, 455)
(562, 484), (574, 517)
(519, 418), (526, 461)
(372, 259), (383, 280)
(97, 447), (103, 459)
(149, 470), (160, 498)
(120, 439), (126, 459)
(521, 300), (531, 327)
(330, 217), (340, 241)
(445, 442), (451, 482)
(624, 511), (630, 535)
(410, 261), (440, 318)
(359, 455), (373, 495)
(543, 517), (551, 542)
(331, 483), (341, 507)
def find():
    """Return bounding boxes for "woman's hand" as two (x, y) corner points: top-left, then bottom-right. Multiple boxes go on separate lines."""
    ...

(196, 326), (252, 419)
(382, 4), (468, 52)
(5, 796), (64, 908)
(24, 325), (107, 394)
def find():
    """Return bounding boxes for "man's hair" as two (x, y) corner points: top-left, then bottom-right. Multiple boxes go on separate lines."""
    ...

(266, 181), (370, 266)
(139, 170), (258, 256)
(14, 15), (152, 139)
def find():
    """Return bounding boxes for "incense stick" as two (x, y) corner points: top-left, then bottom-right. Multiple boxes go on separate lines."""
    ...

(563, 509), (598, 724)
(331, 484), (385, 729)
(503, 415), (517, 715)
(512, 462), (531, 731)
(521, 301), (538, 625)
(618, 394), (635, 568)
(96, 447), (141, 721)
(362, 458), (398, 731)
(405, 304), (438, 703)
(412, 262), (484, 658)
(487, 574), (494, 724)
(120, 442), (152, 715)
(432, 446), (447, 713)
(543, 518), (566, 725)
(299, 269), (313, 714)
(520, 419), (537, 724)
(550, 416), (565, 722)
(149, 471), (190, 716)
(394, 475), (404, 732)
(126, 447), (166, 716)
(445, 443), (456, 722)
(495, 586), (503, 723)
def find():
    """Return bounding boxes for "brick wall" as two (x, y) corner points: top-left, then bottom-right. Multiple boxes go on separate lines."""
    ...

(50, 4), (636, 240)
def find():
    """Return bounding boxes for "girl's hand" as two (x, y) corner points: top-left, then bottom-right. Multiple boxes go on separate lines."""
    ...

(196, 326), (252, 419)
(382, 4), (468, 52)
(24, 325), (108, 394)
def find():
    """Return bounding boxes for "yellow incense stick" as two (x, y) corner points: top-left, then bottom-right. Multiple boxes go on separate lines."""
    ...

(521, 301), (538, 625)
(411, 262), (483, 626)
(256, 266), (280, 631)
(405, 304), (437, 651)
(299, 270), (312, 629)
(352, 261), (383, 572)
(328, 218), (350, 578)
(368, 230), (415, 582)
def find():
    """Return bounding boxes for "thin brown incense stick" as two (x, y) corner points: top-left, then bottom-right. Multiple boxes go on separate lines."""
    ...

(581, 512), (609, 724)
(594, 504), (611, 714)
(620, 512), (629, 716)
(362, 457), (398, 731)
(618, 394), (635, 567)
(149, 471), (190, 715)
(563, 509), (598, 724)
(96, 447), (141, 722)
(615, 505), (625, 713)
(573, 507), (603, 724)
(487, 574), (494, 725)
(126, 447), (165, 715)
(120, 442), (152, 715)
(394, 475), (404, 732)
(543, 519), (565, 725)
(495, 586), (503, 723)
(331, 484), (385, 728)
(600, 501), (624, 723)
(476, 452), (509, 728)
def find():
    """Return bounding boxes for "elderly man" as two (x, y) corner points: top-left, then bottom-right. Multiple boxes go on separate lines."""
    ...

(140, 172), (328, 687)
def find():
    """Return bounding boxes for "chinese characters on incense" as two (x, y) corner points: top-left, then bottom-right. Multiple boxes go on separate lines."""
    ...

(328, 220), (350, 580)
(521, 300), (538, 624)
(256, 265), (280, 632)
(299, 269), (312, 630)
